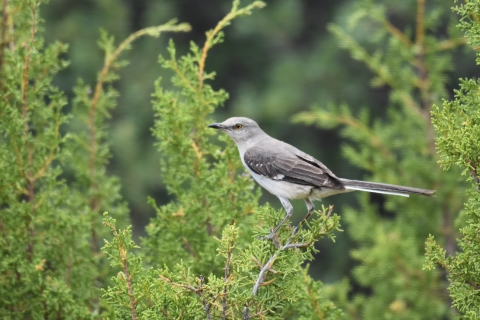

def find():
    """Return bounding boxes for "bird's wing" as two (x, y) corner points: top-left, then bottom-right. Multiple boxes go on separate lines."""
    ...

(243, 144), (344, 189)
(288, 146), (340, 178)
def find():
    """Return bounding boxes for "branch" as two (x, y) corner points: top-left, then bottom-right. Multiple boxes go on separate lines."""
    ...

(121, 249), (138, 320)
(159, 275), (214, 320)
(21, 0), (38, 263)
(252, 252), (277, 296)
(159, 275), (199, 293)
(87, 22), (190, 253)
(414, 0), (437, 155)
(222, 245), (233, 319)
(244, 206), (335, 318)
(198, 1), (265, 88)
(415, 0), (425, 48)
(199, 275), (213, 320)
(302, 270), (325, 319)
(106, 221), (138, 320)
(468, 161), (480, 191)
(382, 19), (412, 48)
(428, 37), (467, 53)
(242, 306), (250, 320)
(32, 110), (61, 181)
(253, 206), (334, 295)
(467, 280), (480, 290)
(0, 0), (8, 88)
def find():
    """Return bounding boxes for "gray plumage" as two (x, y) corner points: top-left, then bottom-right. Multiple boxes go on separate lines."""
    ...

(208, 117), (434, 238)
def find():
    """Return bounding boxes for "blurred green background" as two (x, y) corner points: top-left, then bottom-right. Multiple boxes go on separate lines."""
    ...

(41, 0), (473, 283)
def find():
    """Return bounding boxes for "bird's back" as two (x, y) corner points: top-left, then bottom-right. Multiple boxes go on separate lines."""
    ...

(243, 136), (345, 190)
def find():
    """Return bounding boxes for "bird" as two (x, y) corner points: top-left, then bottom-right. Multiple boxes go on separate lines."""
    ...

(208, 117), (435, 239)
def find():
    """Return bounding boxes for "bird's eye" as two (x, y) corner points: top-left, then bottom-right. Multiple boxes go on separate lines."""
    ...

(234, 123), (243, 130)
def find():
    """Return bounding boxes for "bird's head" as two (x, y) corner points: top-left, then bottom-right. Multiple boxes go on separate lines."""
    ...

(208, 117), (264, 145)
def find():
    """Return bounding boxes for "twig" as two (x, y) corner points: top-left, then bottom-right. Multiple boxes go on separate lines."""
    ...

(222, 245), (233, 319)
(415, 0), (425, 48)
(382, 19), (412, 48)
(198, 1), (265, 88)
(159, 275), (214, 320)
(159, 275), (199, 293)
(252, 206), (334, 296)
(113, 234), (137, 319)
(252, 253), (277, 296)
(88, 23), (189, 253)
(7, 2), (13, 51)
(302, 270), (324, 319)
(414, 0), (436, 155)
(21, 1), (38, 263)
(468, 280), (480, 290)
(198, 276), (214, 320)
(0, 0), (8, 88)
(103, 219), (138, 319)
(122, 256), (138, 320)
(428, 37), (467, 53)
(242, 306), (251, 320)
(469, 164), (480, 191)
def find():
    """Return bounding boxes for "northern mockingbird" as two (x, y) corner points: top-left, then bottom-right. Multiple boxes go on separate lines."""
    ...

(208, 117), (435, 238)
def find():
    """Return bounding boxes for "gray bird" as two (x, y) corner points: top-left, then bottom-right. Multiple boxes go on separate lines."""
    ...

(208, 117), (435, 238)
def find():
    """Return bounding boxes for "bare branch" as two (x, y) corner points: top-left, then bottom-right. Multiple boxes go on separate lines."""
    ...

(242, 306), (251, 320)
(252, 253), (277, 296)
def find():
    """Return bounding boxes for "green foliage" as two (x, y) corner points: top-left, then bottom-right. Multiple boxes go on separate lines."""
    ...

(102, 205), (342, 319)
(424, 1), (480, 317)
(294, 0), (467, 318)
(286, 267), (343, 320)
(0, 0), (189, 317)
(0, 0), (95, 317)
(66, 20), (190, 314)
(0, 0), (341, 317)
(10, 0), (480, 318)
(143, 1), (266, 275)
(100, 1), (344, 318)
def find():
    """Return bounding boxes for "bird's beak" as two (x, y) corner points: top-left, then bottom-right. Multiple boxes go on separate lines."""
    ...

(208, 123), (224, 130)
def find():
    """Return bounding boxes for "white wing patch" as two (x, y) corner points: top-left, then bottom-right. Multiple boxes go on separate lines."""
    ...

(273, 174), (285, 180)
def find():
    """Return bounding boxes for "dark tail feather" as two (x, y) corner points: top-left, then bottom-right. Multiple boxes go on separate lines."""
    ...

(339, 179), (435, 197)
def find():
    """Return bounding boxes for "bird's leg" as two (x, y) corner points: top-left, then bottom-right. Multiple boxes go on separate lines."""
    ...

(266, 196), (293, 239)
(291, 198), (315, 236)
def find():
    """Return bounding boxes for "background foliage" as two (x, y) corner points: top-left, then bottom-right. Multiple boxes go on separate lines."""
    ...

(1, 0), (479, 318)
(424, 0), (480, 318)
(294, 0), (467, 318)
(38, 0), (477, 282)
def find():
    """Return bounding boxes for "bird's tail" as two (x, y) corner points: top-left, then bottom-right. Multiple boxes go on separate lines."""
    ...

(339, 179), (435, 197)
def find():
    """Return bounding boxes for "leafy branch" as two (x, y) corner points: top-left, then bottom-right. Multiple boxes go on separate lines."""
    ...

(198, 0), (266, 87)
(103, 214), (142, 320)
(242, 205), (341, 319)
(82, 20), (190, 252)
